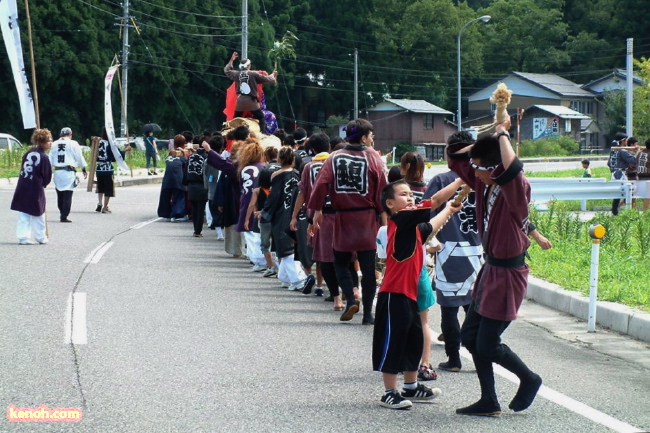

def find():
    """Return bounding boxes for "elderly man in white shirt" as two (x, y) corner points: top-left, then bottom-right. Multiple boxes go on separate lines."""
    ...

(48, 127), (87, 222)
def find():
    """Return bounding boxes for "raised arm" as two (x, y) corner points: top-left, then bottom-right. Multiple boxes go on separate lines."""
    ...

(429, 177), (464, 210)
(495, 118), (515, 170)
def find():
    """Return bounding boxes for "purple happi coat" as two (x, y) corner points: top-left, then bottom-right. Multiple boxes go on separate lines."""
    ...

(11, 147), (52, 216)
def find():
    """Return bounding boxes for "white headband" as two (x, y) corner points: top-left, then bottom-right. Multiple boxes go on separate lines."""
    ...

(239, 59), (251, 69)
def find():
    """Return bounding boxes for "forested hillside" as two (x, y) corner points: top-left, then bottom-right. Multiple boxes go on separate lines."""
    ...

(1, 0), (646, 142)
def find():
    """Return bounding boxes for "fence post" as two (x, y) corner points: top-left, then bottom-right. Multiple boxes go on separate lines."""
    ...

(587, 224), (606, 332)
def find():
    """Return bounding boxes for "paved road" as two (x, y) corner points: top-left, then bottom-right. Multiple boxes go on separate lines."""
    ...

(0, 178), (648, 432)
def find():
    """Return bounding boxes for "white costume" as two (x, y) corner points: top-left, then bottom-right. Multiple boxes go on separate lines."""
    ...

(49, 137), (87, 190)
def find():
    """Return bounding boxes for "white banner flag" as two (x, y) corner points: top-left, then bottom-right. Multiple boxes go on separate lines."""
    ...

(0, 0), (37, 129)
(104, 66), (129, 172)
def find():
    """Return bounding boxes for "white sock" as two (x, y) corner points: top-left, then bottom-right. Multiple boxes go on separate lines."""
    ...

(403, 382), (417, 390)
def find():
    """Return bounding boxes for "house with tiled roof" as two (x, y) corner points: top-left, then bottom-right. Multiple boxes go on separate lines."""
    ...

(465, 72), (601, 150)
(367, 99), (455, 156)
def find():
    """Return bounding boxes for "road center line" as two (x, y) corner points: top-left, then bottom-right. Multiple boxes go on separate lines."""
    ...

(83, 242), (106, 263)
(84, 242), (114, 264)
(459, 347), (640, 432)
(131, 217), (162, 229)
(64, 292), (87, 345)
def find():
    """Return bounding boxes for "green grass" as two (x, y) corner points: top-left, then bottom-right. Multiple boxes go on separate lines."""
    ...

(0, 149), (168, 178)
(530, 204), (650, 311)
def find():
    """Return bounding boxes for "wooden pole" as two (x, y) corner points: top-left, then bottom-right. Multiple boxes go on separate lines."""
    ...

(87, 137), (99, 192)
(24, 0), (40, 128)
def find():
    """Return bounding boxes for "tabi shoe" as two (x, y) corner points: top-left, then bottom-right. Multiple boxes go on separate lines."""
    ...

(279, 281), (290, 288)
(401, 383), (441, 402)
(302, 274), (316, 294)
(438, 359), (462, 372)
(95, 203), (103, 212)
(60, 218), (72, 223)
(193, 233), (203, 237)
(509, 373), (542, 412)
(362, 314), (375, 325)
(37, 237), (49, 245)
(339, 303), (359, 321)
(456, 400), (502, 417)
(379, 390), (412, 410)
(18, 239), (37, 245)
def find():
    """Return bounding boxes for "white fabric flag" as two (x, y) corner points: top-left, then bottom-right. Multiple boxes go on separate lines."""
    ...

(104, 66), (129, 172)
(0, 0), (37, 129)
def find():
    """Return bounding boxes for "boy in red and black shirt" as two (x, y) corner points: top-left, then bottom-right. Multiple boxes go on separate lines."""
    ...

(372, 180), (460, 410)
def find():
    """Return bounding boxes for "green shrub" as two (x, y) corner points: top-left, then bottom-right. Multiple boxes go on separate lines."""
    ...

(393, 141), (415, 160)
(519, 136), (579, 157)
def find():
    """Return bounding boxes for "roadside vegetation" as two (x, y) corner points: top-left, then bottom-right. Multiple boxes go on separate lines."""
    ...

(529, 203), (649, 311)
(0, 148), (166, 179)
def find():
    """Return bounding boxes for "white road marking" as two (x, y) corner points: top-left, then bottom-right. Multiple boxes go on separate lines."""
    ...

(83, 242), (114, 264)
(64, 292), (87, 345)
(83, 242), (107, 263)
(459, 347), (641, 432)
(131, 217), (162, 229)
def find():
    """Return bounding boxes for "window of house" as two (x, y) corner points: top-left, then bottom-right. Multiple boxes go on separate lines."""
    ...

(565, 119), (571, 132)
(424, 114), (434, 130)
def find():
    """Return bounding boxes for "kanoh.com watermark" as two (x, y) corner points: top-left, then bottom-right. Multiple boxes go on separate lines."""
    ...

(7, 405), (82, 422)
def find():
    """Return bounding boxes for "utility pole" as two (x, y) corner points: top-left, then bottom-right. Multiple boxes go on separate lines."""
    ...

(354, 48), (358, 119)
(120, 0), (130, 138)
(626, 38), (633, 137)
(241, 0), (248, 58)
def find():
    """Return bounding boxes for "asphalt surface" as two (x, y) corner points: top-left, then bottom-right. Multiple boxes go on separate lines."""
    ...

(0, 170), (648, 432)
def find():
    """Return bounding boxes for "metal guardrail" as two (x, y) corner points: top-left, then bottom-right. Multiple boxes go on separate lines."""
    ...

(529, 177), (650, 211)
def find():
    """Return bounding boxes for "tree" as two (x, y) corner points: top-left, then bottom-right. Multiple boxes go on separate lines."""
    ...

(480, 0), (570, 73)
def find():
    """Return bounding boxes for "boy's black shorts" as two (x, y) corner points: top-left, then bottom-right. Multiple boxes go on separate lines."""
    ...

(372, 292), (423, 374)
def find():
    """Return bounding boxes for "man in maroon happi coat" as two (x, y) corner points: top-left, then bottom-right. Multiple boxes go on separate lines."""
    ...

(446, 119), (542, 417)
(307, 119), (387, 324)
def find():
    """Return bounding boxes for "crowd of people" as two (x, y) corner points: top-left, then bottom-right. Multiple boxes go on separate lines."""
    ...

(148, 113), (550, 415)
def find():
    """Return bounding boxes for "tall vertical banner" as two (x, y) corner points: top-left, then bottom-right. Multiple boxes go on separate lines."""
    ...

(0, 0), (37, 129)
(104, 66), (129, 171)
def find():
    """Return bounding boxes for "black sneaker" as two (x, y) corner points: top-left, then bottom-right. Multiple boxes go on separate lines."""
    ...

(314, 287), (324, 297)
(379, 390), (412, 410)
(362, 315), (375, 325)
(401, 383), (442, 401)
(456, 400), (502, 416)
(95, 203), (102, 212)
(302, 274), (316, 295)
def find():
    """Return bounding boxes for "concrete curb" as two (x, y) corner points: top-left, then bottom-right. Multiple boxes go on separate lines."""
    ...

(526, 276), (650, 343)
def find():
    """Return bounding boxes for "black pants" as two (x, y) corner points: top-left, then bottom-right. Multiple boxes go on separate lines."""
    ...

(461, 301), (534, 405)
(235, 109), (266, 131)
(333, 249), (376, 317)
(440, 303), (469, 360)
(56, 189), (73, 220)
(320, 261), (357, 298)
(191, 200), (207, 235)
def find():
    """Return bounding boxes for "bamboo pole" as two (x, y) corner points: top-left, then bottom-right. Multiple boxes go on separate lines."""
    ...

(87, 137), (99, 192)
(24, 0), (40, 128)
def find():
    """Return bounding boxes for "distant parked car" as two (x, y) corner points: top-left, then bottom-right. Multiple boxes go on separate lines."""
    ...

(0, 133), (23, 151)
